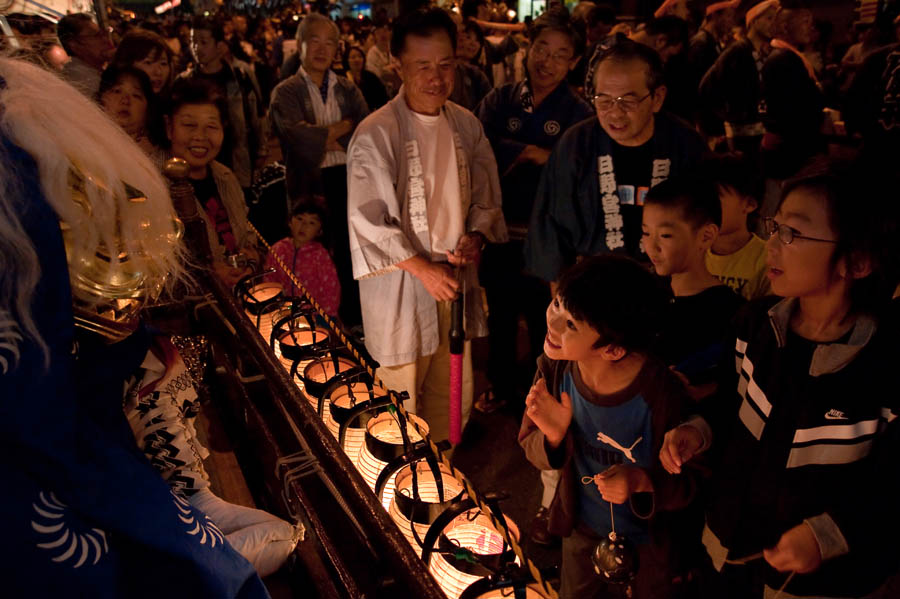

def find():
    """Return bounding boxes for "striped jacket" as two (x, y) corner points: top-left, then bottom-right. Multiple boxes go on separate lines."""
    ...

(701, 297), (900, 597)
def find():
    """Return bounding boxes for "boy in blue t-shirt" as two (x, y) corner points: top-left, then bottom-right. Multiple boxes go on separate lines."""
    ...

(519, 255), (700, 599)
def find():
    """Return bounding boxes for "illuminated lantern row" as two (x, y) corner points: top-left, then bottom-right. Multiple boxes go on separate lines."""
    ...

(234, 274), (543, 599)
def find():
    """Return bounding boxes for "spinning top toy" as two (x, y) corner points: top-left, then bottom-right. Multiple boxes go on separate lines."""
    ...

(591, 529), (637, 584)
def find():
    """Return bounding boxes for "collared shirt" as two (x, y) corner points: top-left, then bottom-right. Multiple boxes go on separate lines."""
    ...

(299, 66), (345, 168)
(61, 56), (101, 98)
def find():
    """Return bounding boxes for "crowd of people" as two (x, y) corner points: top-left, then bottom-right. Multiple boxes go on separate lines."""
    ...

(3, 0), (900, 597)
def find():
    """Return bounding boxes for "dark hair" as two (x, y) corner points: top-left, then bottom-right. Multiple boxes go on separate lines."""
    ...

(165, 78), (231, 150)
(586, 3), (617, 27)
(390, 7), (458, 57)
(342, 45), (367, 71)
(291, 200), (327, 224)
(701, 152), (763, 229)
(460, 18), (486, 50)
(556, 255), (671, 353)
(98, 64), (155, 100)
(529, 6), (586, 57)
(702, 152), (764, 201)
(642, 15), (689, 50)
(56, 13), (95, 55)
(644, 175), (722, 229)
(461, 0), (488, 20)
(590, 37), (665, 92)
(112, 29), (174, 93)
(191, 16), (226, 43)
(779, 160), (899, 315)
(99, 65), (169, 147)
(290, 200), (329, 246)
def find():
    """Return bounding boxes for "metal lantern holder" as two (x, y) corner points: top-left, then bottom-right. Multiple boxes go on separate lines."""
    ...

(234, 270), (284, 330)
(378, 444), (465, 556)
(270, 304), (331, 363)
(354, 403), (430, 509)
(290, 345), (360, 402)
(247, 221), (560, 598)
(322, 371), (389, 465)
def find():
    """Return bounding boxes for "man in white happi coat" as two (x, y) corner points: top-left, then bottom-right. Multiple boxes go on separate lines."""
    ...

(347, 8), (507, 444)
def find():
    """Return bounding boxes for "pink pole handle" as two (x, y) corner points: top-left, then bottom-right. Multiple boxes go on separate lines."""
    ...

(449, 353), (463, 445)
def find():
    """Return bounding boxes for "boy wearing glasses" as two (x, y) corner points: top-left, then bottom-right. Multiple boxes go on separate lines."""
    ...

(525, 39), (705, 283)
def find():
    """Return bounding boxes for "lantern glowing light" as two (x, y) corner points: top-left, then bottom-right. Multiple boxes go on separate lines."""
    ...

(428, 510), (520, 599)
(357, 411), (428, 509)
(324, 380), (388, 467)
(235, 273), (284, 332)
(387, 461), (465, 556)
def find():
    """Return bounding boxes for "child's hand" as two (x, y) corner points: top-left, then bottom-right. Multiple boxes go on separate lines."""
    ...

(764, 523), (823, 573)
(659, 424), (704, 474)
(592, 464), (652, 504)
(526, 377), (572, 449)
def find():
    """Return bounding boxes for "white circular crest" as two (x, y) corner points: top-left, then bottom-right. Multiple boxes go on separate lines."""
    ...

(507, 118), (522, 132)
(544, 120), (561, 135)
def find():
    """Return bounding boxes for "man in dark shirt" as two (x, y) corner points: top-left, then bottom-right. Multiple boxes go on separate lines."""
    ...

(474, 9), (593, 419)
(526, 39), (705, 284)
(699, 0), (778, 153)
(761, 7), (824, 179)
(686, 1), (737, 129)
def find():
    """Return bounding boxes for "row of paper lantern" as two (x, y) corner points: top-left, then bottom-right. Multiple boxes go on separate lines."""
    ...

(236, 273), (548, 599)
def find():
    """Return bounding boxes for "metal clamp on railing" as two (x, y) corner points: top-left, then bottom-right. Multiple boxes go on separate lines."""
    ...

(276, 450), (322, 522)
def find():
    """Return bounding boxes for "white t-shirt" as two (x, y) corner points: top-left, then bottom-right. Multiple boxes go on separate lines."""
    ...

(409, 110), (464, 257)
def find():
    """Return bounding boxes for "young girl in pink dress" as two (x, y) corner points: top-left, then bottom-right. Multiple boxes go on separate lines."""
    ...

(265, 201), (341, 316)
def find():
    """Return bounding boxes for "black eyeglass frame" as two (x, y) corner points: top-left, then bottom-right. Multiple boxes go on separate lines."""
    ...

(590, 91), (653, 113)
(763, 217), (838, 245)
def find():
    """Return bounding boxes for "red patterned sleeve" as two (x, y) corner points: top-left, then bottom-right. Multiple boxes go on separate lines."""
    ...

(303, 243), (339, 316)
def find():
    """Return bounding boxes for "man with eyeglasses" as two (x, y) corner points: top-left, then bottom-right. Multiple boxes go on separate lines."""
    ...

(525, 39), (704, 283)
(473, 9), (594, 535)
(57, 13), (114, 98)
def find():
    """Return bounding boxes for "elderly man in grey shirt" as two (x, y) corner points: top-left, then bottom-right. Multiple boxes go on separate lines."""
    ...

(270, 13), (369, 327)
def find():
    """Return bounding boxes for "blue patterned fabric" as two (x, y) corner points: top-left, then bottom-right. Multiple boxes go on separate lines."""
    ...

(0, 136), (269, 598)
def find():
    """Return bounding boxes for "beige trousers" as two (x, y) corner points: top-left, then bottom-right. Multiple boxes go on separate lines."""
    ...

(376, 300), (474, 445)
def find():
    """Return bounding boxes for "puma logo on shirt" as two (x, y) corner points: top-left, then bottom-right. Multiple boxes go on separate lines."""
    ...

(596, 431), (644, 464)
